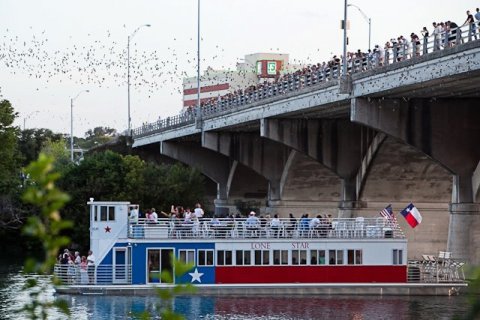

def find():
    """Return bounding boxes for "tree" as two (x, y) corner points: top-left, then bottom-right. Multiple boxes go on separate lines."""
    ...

(18, 128), (64, 167)
(41, 139), (71, 173)
(0, 100), (21, 194)
(76, 126), (117, 150)
(0, 100), (24, 231)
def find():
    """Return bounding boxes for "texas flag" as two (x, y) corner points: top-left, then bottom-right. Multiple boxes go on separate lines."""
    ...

(400, 203), (422, 228)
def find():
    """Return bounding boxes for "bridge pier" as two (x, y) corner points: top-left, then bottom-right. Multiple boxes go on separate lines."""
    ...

(261, 118), (372, 217)
(160, 141), (234, 211)
(202, 131), (291, 205)
(352, 97), (480, 263)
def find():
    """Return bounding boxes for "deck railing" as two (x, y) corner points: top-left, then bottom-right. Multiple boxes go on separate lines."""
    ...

(132, 24), (479, 139)
(53, 264), (132, 286)
(128, 217), (404, 240)
(407, 251), (466, 283)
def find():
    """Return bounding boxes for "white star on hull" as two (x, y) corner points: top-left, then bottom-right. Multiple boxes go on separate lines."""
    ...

(189, 268), (204, 283)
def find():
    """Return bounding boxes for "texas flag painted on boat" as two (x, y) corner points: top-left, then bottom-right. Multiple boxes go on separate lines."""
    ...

(400, 203), (422, 228)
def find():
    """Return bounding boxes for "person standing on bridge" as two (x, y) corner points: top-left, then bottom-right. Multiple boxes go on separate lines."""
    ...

(464, 10), (477, 40)
(475, 8), (480, 33)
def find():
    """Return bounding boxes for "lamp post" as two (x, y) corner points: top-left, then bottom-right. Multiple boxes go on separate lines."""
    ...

(342, 0), (348, 77)
(195, 0), (202, 129)
(70, 89), (89, 162)
(127, 24), (151, 136)
(23, 110), (39, 130)
(347, 3), (371, 50)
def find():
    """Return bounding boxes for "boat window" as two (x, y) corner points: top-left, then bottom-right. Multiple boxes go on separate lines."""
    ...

(329, 250), (344, 265)
(108, 206), (115, 221)
(178, 249), (195, 265)
(273, 250), (288, 265)
(99, 206), (115, 221)
(93, 206), (97, 221)
(393, 249), (403, 265)
(347, 249), (363, 265)
(310, 250), (325, 265)
(254, 250), (270, 265)
(217, 250), (233, 266)
(292, 250), (307, 265)
(197, 250), (214, 266)
(100, 206), (107, 221)
(236, 250), (251, 266)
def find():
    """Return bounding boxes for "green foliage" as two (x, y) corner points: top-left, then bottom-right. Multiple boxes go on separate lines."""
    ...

(41, 139), (71, 173)
(455, 268), (480, 320)
(0, 99), (21, 194)
(20, 154), (73, 319)
(75, 126), (117, 150)
(18, 128), (65, 167)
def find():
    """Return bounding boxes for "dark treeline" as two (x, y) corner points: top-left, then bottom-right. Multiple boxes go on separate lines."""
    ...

(0, 99), (205, 256)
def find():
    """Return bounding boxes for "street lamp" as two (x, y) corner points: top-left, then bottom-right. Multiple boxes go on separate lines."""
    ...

(23, 110), (39, 130)
(195, 0), (202, 129)
(348, 3), (372, 50)
(342, 0), (348, 77)
(71, 89), (89, 162)
(127, 23), (151, 136)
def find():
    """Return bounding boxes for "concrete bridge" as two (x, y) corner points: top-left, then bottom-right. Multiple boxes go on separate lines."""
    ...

(133, 34), (480, 263)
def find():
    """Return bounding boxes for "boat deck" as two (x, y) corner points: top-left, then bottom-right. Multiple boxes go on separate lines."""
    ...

(128, 217), (405, 240)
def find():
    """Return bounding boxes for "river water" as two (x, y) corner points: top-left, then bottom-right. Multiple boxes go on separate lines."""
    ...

(0, 262), (472, 319)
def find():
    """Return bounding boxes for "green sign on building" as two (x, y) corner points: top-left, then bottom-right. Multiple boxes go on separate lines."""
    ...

(267, 61), (277, 75)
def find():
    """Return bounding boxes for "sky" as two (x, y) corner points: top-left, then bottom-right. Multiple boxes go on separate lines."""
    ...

(0, 0), (476, 137)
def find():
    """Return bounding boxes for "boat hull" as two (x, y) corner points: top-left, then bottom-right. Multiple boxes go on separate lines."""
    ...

(55, 282), (467, 296)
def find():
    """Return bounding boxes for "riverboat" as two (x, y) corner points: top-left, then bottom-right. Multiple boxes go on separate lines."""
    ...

(54, 199), (467, 295)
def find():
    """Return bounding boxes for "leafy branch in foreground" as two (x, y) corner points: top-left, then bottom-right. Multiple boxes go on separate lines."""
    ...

(20, 154), (73, 319)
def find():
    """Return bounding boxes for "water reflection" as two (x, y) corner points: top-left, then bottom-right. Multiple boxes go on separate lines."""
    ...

(0, 263), (471, 320)
(55, 294), (469, 320)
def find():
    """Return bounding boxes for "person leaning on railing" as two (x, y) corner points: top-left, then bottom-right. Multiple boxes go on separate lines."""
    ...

(464, 10), (477, 41)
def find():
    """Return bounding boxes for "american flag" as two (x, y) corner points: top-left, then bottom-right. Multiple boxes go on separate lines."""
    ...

(379, 205), (395, 220)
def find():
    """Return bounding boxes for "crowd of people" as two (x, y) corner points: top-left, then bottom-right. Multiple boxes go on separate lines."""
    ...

(134, 7), (480, 138)
(128, 203), (340, 239)
(141, 7), (480, 134)
(129, 202), (205, 224)
(57, 248), (96, 284)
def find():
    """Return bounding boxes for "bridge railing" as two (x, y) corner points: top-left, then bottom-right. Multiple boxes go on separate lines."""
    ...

(132, 23), (478, 139)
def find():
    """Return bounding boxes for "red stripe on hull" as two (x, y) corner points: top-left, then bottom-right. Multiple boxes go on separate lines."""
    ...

(216, 266), (407, 284)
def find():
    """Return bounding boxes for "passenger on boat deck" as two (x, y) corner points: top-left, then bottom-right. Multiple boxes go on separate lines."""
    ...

(171, 205), (185, 219)
(74, 251), (81, 265)
(246, 211), (260, 229)
(61, 249), (70, 264)
(87, 250), (96, 284)
(270, 214), (282, 238)
(80, 256), (87, 270)
(309, 215), (321, 229)
(194, 203), (204, 219)
(287, 213), (297, 236)
(184, 207), (193, 222)
(149, 208), (158, 223)
(300, 214), (310, 236)
(129, 205), (139, 224)
(145, 209), (152, 221)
